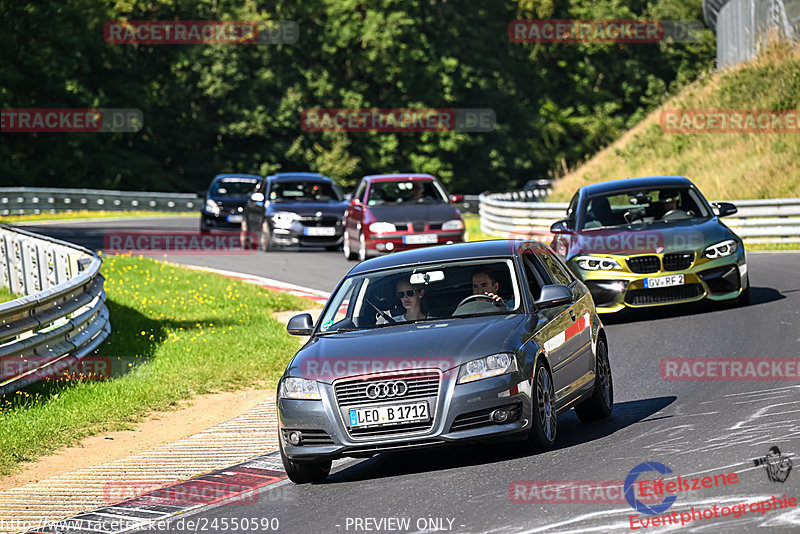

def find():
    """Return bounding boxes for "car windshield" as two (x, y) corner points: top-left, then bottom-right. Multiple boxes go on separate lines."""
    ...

(271, 181), (343, 202)
(580, 187), (710, 230)
(367, 180), (448, 205)
(209, 179), (259, 197)
(317, 259), (521, 333)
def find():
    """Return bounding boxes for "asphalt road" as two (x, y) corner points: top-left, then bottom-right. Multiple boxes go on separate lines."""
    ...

(21, 217), (800, 533)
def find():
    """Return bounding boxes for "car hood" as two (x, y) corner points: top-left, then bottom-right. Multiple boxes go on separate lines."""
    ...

(269, 201), (347, 217)
(366, 204), (459, 224)
(286, 314), (526, 383)
(569, 217), (737, 257)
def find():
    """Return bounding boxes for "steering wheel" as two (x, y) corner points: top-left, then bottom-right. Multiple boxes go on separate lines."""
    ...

(662, 209), (689, 221)
(455, 293), (504, 309)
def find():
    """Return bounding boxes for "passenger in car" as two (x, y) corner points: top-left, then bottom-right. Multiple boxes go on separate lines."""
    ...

(377, 278), (428, 323)
(472, 268), (515, 310)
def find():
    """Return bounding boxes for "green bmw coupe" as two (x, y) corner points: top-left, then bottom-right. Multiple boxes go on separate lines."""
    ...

(549, 176), (749, 313)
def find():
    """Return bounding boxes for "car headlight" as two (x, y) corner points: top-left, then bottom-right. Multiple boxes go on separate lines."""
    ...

(204, 199), (220, 216)
(704, 239), (738, 259)
(368, 222), (396, 234)
(272, 211), (299, 228)
(279, 377), (321, 400)
(458, 353), (517, 384)
(442, 219), (464, 231)
(575, 256), (621, 271)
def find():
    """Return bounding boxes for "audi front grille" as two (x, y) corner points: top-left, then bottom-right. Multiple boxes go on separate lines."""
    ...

(333, 370), (441, 440)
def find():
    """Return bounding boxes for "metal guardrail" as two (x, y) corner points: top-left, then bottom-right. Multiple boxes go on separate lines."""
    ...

(703, 0), (800, 68)
(0, 187), (200, 216)
(479, 194), (800, 244)
(0, 225), (110, 395)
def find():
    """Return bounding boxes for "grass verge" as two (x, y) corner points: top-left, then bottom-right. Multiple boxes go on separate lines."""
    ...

(550, 43), (800, 201)
(463, 213), (496, 242)
(0, 287), (17, 304)
(2, 211), (194, 224)
(0, 254), (319, 476)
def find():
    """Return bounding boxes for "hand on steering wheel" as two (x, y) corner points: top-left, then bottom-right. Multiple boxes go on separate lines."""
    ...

(456, 293), (505, 309)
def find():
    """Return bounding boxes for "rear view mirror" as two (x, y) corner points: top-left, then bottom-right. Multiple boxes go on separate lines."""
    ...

(410, 270), (445, 285)
(250, 192), (265, 202)
(535, 284), (573, 309)
(287, 313), (314, 335)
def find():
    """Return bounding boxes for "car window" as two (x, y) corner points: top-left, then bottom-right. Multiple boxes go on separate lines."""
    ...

(270, 181), (343, 202)
(366, 180), (448, 205)
(580, 186), (710, 230)
(209, 179), (260, 197)
(317, 259), (521, 333)
(354, 180), (367, 202)
(566, 193), (579, 229)
(535, 246), (573, 286)
(521, 254), (547, 301)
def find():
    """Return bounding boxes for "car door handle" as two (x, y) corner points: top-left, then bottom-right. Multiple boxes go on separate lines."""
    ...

(569, 309), (576, 322)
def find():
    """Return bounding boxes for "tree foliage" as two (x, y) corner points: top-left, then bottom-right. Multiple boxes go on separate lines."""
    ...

(0, 0), (714, 193)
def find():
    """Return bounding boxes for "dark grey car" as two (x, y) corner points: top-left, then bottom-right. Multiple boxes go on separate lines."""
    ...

(278, 240), (613, 483)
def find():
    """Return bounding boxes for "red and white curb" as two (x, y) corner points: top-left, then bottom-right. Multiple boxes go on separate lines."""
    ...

(182, 265), (331, 304)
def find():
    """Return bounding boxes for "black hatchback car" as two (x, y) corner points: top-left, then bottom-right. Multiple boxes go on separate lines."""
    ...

(242, 172), (347, 251)
(200, 174), (263, 232)
(278, 240), (613, 483)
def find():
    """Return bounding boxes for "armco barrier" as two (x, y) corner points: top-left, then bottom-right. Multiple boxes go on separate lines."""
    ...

(479, 194), (800, 244)
(0, 224), (110, 395)
(0, 187), (200, 215)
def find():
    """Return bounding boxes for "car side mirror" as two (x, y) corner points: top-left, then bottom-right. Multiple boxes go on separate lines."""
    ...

(713, 202), (737, 217)
(535, 284), (573, 309)
(287, 313), (314, 335)
(250, 192), (265, 203)
(550, 219), (572, 235)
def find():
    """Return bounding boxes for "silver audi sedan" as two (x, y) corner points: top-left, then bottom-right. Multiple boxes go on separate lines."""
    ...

(278, 240), (613, 483)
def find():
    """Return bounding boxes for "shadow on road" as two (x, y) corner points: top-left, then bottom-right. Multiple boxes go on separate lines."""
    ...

(602, 286), (784, 325)
(325, 395), (676, 484)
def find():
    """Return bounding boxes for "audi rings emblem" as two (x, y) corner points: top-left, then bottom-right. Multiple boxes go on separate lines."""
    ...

(365, 380), (408, 399)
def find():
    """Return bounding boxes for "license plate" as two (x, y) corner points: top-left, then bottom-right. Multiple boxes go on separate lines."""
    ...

(304, 226), (336, 236)
(349, 401), (429, 428)
(403, 234), (438, 245)
(644, 274), (684, 288)
(226, 214), (243, 223)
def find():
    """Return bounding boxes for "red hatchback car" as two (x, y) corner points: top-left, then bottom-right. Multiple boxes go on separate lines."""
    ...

(343, 174), (465, 261)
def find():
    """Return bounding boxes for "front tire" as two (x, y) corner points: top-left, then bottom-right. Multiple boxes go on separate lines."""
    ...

(343, 231), (357, 260)
(574, 338), (613, 421)
(279, 440), (331, 484)
(357, 231), (368, 262)
(528, 360), (557, 449)
(260, 221), (273, 252)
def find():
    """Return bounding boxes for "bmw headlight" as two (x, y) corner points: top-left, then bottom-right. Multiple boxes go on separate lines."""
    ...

(704, 239), (737, 259)
(272, 211), (299, 229)
(368, 222), (397, 234)
(279, 377), (321, 400)
(575, 256), (621, 271)
(204, 199), (220, 216)
(442, 219), (464, 231)
(458, 353), (517, 384)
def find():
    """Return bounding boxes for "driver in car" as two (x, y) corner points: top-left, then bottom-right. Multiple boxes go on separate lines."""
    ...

(471, 269), (515, 310)
(662, 193), (679, 217)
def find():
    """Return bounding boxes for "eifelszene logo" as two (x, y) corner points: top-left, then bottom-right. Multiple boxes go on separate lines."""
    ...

(624, 462), (678, 515)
